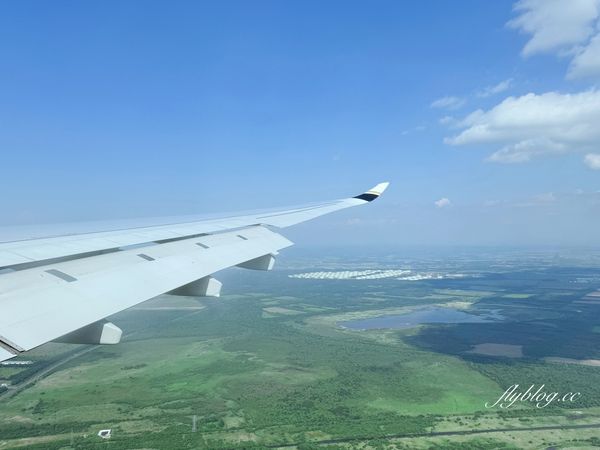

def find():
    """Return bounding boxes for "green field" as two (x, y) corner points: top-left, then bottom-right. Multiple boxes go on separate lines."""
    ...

(2, 249), (600, 449)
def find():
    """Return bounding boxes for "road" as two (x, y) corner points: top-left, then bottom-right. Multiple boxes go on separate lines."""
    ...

(0, 304), (207, 401)
(0, 345), (98, 400)
(268, 422), (600, 448)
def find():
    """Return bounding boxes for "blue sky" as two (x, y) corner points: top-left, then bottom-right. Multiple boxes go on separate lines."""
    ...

(1, 1), (600, 245)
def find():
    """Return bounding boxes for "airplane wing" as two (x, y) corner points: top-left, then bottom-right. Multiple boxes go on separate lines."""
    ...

(0, 182), (389, 362)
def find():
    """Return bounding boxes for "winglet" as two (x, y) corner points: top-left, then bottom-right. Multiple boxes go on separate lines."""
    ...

(353, 182), (390, 202)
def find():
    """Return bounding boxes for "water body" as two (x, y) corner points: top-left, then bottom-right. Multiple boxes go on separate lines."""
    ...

(340, 307), (502, 330)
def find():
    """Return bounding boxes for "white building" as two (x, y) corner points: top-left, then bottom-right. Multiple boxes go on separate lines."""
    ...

(98, 429), (112, 439)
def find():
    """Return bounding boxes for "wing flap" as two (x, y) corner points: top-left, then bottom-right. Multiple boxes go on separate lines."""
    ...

(0, 225), (292, 354)
(0, 346), (16, 363)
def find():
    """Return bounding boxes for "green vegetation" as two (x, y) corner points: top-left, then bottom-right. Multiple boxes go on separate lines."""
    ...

(1, 251), (600, 448)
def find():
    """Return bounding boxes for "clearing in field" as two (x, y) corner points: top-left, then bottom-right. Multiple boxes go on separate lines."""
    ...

(468, 343), (523, 358)
(544, 357), (600, 366)
(262, 306), (304, 315)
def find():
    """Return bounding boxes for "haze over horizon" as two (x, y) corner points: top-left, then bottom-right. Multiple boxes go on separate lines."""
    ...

(1, 0), (600, 246)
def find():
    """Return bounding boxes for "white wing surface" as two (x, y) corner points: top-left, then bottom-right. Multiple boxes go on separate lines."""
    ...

(0, 182), (389, 361)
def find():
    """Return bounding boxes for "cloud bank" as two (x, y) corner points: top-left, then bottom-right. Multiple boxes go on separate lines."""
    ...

(509, 0), (600, 79)
(440, 1), (600, 166)
(445, 90), (600, 163)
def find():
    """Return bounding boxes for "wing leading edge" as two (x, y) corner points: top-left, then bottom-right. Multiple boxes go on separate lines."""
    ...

(0, 182), (389, 361)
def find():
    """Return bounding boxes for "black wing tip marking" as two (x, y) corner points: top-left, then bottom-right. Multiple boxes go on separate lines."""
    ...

(353, 182), (390, 202)
(353, 193), (380, 202)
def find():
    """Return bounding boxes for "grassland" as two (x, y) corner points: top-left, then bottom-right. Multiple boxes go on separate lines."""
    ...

(1, 250), (600, 449)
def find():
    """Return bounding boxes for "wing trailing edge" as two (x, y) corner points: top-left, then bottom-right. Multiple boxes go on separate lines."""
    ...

(0, 182), (390, 362)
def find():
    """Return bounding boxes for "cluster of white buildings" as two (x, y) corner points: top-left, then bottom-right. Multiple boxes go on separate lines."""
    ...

(290, 269), (407, 280)
(289, 269), (466, 281)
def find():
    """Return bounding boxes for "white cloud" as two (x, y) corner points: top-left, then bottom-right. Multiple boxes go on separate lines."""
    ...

(431, 96), (466, 110)
(486, 138), (568, 164)
(434, 198), (451, 208)
(508, 0), (600, 57)
(439, 115), (455, 125)
(511, 192), (561, 208)
(533, 192), (556, 202)
(437, 1), (600, 166)
(483, 199), (503, 207)
(477, 79), (513, 98)
(584, 153), (600, 169)
(445, 90), (600, 163)
(508, 0), (600, 79)
(568, 33), (600, 79)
